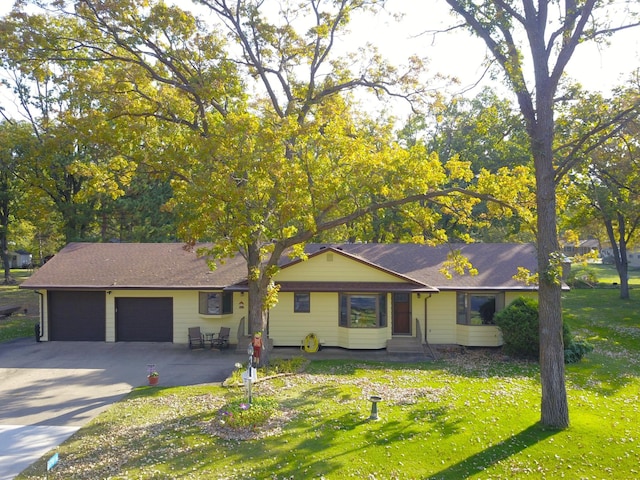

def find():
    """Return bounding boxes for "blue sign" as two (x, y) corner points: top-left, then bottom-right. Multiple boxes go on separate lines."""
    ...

(47, 452), (59, 471)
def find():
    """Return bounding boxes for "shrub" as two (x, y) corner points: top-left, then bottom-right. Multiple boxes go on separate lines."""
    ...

(264, 356), (307, 375)
(495, 297), (588, 363)
(564, 338), (594, 363)
(494, 297), (540, 359)
(218, 396), (278, 430)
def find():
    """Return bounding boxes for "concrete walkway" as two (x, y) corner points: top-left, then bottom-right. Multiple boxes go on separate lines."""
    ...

(0, 339), (245, 480)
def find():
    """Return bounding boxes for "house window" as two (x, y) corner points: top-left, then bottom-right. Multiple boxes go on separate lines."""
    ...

(199, 291), (233, 315)
(456, 292), (504, 325)
(339, 293), (387, 328)
(294, 292), (310, 313)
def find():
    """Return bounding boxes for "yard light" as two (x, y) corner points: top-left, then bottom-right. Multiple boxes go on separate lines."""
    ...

(243, 343), (255, 404)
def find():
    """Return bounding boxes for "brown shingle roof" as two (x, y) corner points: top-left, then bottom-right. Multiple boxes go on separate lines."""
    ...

(298, 243), (538, 290)
(21, 242), (247, 290)
(21, 242), (538, 291)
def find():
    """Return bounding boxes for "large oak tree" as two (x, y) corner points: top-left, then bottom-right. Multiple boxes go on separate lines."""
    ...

(1, 0), (523, 364)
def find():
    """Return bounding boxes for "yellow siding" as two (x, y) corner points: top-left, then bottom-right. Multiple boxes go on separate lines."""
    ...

(506, 291), (537, 305)
(106, 290), (245, 344)
(339, 327), (389, 349)
(270, 291), (391, 349)
(411, 293), (427, 343)
(270, 292), (339, 347)
(425, 291), (539, 346)
(37, 285), (539, 348)
(456, 325), (503, 347)
(276, 251), (403, 283)
(424, 292), (457, 344)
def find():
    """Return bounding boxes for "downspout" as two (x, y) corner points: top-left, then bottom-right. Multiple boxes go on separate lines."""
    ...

(424, 294), (437, 360)
(35, 290), (44, 342)
(424, 294), (432, 343)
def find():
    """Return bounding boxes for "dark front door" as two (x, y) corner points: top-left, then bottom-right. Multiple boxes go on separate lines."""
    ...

(392, 292), (411, 335)
(48, 291), (106, 341)
(115, 297), (173, 342)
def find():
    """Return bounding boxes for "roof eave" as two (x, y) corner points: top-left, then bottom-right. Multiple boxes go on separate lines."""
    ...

(20, 285), (231, 290)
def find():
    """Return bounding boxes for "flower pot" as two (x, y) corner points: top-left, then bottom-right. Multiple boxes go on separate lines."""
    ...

(148, 375), (159, 386)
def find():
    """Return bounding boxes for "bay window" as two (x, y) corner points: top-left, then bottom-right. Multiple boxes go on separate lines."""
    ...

(456, 292), (504, 325)
(339, 293), (387, 328)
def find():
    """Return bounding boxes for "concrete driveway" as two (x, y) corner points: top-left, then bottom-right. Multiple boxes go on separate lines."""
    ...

(0, 338), (245, 480)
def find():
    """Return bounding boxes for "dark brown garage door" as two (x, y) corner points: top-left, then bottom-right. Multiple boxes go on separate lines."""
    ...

(115, 297), (173, 342)
(49, 291), (106, 341)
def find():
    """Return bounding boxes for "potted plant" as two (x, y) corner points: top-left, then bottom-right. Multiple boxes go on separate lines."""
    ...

(147, 370), (159, 386)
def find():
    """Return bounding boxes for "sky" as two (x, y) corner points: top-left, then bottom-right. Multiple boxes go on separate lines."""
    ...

(1, 1), (638, 119)
(345, 1), (639, 96)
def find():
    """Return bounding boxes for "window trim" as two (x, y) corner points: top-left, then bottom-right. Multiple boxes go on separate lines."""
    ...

(294, 292), (311, 313)
(339, 293), (387, 328)
(456, 291), (504, 326)
(199, 291), (233, 315)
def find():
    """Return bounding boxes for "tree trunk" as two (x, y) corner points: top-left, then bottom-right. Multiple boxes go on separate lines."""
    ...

(247, 243), (272, 365)
(533, 107), (569, 429)
(0, 196), (13, 285)
(615, 215), (629, 300)
(604, 215), (630, 299)
(538, 278), (568, 428)
(1, 250), (10, 285)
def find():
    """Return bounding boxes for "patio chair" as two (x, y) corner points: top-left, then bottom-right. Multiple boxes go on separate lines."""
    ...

(210, 326), (230, 350)
(188, 327), (206, 349)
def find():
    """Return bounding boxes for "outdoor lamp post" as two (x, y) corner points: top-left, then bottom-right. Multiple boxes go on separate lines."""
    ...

(246, 343), (254, 404)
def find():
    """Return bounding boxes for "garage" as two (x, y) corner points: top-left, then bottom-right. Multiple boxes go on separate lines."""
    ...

(48, 291), (106, 341)
(115, 297), (173, 342)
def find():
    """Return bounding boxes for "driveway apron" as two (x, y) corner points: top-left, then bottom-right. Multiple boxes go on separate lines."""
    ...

(0, 339), (243, 479)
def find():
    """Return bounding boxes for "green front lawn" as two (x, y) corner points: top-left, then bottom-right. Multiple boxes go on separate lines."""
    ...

(17, 282), (640, 479)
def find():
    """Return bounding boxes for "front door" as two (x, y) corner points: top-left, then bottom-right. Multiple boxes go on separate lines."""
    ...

(392, 293), (411, 335)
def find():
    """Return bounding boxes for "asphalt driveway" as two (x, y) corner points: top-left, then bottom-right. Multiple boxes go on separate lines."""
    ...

(0, 338), (245, 479)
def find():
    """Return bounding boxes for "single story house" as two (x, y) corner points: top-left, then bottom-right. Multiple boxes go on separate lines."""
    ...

(562, 239), (600, 257)
(20, 242), (540, 349)
(600, 245), (640, 268)
(8, 250), (33, 269)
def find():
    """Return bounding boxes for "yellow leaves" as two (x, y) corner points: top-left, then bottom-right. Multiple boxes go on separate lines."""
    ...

(476, 165), (536, 230)
(263, 281), (280, 310)
(249, 267), (260, 282)
(289, 243), (308, 261)
(260, 243), (275, 257)
(572, 249), (600, 264)
(66, 155), (136, 202)
(281, 226), (298, 239)
(513, 267), (539, 286)
(444, 157), (474, 182)
(562, 230), (580, 246)
(439, 249), (478, 279)
(394, 147), (448, 195)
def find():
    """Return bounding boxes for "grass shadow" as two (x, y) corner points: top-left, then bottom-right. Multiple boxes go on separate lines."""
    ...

(425, 423), (558, 479)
